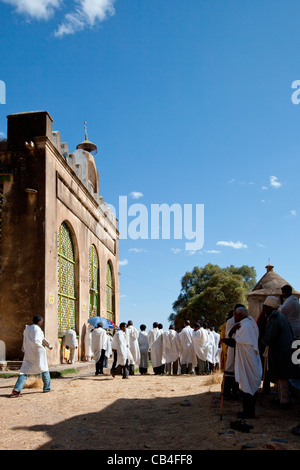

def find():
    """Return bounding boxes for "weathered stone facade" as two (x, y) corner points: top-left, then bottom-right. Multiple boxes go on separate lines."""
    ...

(0, 111), (119, 365)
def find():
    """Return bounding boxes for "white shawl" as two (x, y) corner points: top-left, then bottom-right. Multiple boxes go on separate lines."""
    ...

(192, 328), (208, 362)
(20, 324), (51, 374)
(233, 317), (262, 396)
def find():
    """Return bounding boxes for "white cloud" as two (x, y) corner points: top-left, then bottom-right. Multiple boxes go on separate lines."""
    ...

(55, 0), (116, 37)
(170, 248), (181, 254)
(262, 186), (268, 190)
(217, 240), (248, 250)
(205, 250), (221, 254)
(256, 242), (265, 248)
(129, 191), (144, 200)
(2, 0), (61, 20)
(270, 175), (282, 189)
(129, 248), (148, 253)
(228, 178), (235, 184)
(119, 259), (128, 266)
(290, 209), (297, 216)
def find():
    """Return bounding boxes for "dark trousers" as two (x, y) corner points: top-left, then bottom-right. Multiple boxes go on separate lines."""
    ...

(139, 367), (148, 374)
(95, 349), (106, 375)
(166, 360), (179, 375)
(153, 365), (162, 375)
(129, 364), (135, 375)
(111, 359), (129, 379)
(241, 391), (257, 418)
(223, 372), (240, 399)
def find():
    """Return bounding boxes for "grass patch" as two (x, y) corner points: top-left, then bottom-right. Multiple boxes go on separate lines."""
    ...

(50, 369), (79, 378)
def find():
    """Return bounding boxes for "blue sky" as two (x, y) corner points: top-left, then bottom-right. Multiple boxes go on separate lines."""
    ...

(1, 0), (300, 330)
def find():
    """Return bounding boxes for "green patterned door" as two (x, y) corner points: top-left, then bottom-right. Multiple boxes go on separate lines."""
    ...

(106, 262), (114, 322)
(89, 245), (99, 317)
(57, 222), (76, 333)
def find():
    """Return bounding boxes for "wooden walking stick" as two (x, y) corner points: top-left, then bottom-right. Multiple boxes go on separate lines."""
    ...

(260, 346), (268, 405)
(220, 371), (226, 421)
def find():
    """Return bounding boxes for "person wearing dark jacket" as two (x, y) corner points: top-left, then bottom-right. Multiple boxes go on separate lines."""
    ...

(262, 296), (294, 409)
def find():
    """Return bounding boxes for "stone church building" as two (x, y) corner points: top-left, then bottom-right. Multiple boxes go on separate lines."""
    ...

(0, 111), (120, 365)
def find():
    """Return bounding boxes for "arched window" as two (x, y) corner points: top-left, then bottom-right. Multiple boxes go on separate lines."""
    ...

(89, 245), (99, 317)
(57, 222), (76, 333)
(106, 262), (114, 322)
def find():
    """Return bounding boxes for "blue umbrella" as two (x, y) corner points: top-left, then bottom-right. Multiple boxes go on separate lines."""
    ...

(88, 316), (114, 329)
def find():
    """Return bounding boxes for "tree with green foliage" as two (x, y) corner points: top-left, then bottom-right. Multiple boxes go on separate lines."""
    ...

(169, 264), (256, 330)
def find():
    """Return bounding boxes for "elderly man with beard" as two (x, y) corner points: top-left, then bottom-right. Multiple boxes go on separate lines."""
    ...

(221, 307), (262, 419)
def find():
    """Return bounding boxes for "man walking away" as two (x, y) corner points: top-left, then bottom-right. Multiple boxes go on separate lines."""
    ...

(138, 324), (149, 374)
(163, 325), (180, 375)
(63, 327), (78, 364)
(127, 320), (141, 375)
(91, 322), (107, 376)
(111, 323), (132, 379)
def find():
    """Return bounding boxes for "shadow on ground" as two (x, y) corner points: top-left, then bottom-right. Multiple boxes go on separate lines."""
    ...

(11, 383), (300, 451)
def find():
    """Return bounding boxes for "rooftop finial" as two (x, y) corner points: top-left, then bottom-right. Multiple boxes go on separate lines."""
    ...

(84, 121), (88, 141)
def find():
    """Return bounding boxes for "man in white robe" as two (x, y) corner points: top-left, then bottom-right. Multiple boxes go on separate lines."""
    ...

(192, 323), (208, 375)
(63, 328), (78, 364)
(163, 325), (180, 375)
(179, 320), (197, 374)
(148, 322), (163, 375)
(12, 315), (53, 396)
(84, 322), (93, 361)
(91, 322), (107, 376)
(104, 331), (112, 368)
(222, 307), (262, 418)
(211, 327), (221, 369)
(138, 324), (149, 374)
(222, 306), (243, 399)
(111, 323), (132, 378)
(126, 321), (141, 375)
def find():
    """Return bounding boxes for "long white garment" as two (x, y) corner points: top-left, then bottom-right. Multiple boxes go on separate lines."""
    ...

(112, 330), (133, 367)
(138, 331), (149, 369)
(212, 330), (221, 365)
(205, 329), (215, 364)
(233, 316), (262, 396)
(148, 327), (163, 368)
(84, 323), (93, 360)
(163, 330), (180, 364)
(279, 295), (300, 338)
(63, 329), (78, 348)
(105, 334), (112, 359)
(20, 324), (51, 374)
(225, 316), (237, 372)
(126, 325), (141, 366)
(179, 326), (197, 366)
(192, 328), (209, 362)
(91, 327), (107, 363)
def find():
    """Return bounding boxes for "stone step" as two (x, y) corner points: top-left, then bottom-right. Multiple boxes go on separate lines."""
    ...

(6, 361), (22, 371)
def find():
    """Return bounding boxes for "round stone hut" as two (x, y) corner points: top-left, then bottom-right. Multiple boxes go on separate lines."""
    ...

(247, 264), (300, 320)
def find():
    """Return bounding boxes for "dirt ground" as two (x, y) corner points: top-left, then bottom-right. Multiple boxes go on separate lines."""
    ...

(0, 364), (299, 451)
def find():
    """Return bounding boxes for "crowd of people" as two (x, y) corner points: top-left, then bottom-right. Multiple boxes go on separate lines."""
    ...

(87, 319), (222, 380)
(10, 284), (300, 435)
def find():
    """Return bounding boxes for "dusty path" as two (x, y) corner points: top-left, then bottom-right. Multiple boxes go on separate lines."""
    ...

(0, 366), (299, 451)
